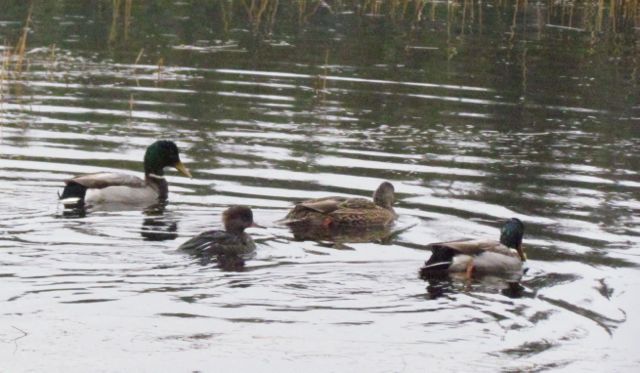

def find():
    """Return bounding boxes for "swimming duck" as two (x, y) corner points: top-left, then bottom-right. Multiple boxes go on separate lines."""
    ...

(283, 181), (397, 229)
(59, 140), (191, 207)
(179, 206), (259, 268)
(419, 218), (526, 279)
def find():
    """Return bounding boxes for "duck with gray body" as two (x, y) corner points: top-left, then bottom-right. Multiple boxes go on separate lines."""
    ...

(420, 218), (526, 279)
(59, 140), (191, 207)
(179, 206), (258, 268)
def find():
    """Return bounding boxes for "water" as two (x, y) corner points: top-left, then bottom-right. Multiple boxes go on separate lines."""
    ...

(1, 1), (639, 371)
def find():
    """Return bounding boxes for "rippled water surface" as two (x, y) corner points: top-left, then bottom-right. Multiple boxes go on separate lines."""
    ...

(1, 1), (639, 372)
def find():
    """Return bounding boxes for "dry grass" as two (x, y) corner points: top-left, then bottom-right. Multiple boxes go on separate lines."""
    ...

(109, 0), (133, 46)
(245, 0), (638, 32)
(14, 4), (32, 75)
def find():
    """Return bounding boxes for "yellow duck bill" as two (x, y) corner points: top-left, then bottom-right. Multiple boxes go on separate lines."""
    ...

(174, 161), (192, 178)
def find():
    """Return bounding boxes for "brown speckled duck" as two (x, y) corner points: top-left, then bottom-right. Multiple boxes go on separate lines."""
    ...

(283, 182), (397, 229)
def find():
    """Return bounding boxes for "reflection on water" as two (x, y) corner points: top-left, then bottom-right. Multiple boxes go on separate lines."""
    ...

(141, 203), (178, 242)
(0, 1), (639, 372)
(287, 222), (394, 244)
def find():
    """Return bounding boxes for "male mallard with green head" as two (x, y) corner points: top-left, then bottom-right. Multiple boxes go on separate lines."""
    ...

(420, 218), (526, 279)
(283, 181), (397, 229)
(59, 140), (191, 207)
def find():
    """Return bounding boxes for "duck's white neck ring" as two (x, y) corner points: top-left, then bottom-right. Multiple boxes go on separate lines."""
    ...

(148, 173), (165, 180)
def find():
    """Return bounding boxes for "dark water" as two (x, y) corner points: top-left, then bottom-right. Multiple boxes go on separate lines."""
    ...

(1, 1), (639, 371)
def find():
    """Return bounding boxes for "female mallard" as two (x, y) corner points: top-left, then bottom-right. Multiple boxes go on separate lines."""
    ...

(420, 218), (526, 279)
(283, 181), (397, 228)
(59, 140), (191, 207)
(179, 206), (258, 268)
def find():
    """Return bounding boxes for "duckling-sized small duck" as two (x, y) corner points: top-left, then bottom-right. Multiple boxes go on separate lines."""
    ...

(179, 206), (259, 269)
(420, 218), (526, 279)
(283, 181), (397, 229)
(59, 140), (191, 207)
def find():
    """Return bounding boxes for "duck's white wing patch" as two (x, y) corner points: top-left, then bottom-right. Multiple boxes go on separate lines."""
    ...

(67, 172), (146, 189)
(449, 254), (473, 272)
(60, 196), (82, 206)
(473, 251), (522, 273)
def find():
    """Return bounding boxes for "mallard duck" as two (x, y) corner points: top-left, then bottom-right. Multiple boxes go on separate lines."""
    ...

(419, 218), (526, 279)
(179, 206), (259, 268)
(59, 140), (191, 207)
(283, 181), (397, 229)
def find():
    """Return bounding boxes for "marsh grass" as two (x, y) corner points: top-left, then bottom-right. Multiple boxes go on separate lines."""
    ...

(0, 45), (9, 137)
(233, 0), (638, 34)
(241, 0), (281, 35)
(109, 0), (133, 46)
(0, 46), (9, 98)
(156, 57), (164, 86)
(97, 1), (639, 49)
(13, 5), (32, 75)
(314, 48), (330, 99)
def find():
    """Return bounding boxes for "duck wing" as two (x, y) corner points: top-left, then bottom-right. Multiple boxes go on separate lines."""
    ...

(284, 196), (380, 224)
(432, 238), (515, 257)
(422, 239), (516, 271)
(66, 172), (146, 189)
(421, 239), (497, 274)
(328, 205), (396, 226)
(337, 198), (378, 210)
(296, 196), (349, 214)
(179, 230), (252, 257)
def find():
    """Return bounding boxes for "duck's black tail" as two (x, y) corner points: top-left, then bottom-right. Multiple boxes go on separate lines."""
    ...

(59, 182), (87, 206)
(419, 245), (455, 279)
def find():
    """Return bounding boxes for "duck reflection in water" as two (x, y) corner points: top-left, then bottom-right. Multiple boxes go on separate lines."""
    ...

(140, 203), (178, 241)
(179, 206), (260, 271)
(420, 218), (527, 298)
(286, 223), (397, 247)
(59, 205), (87, 219)
(423, 275), (526, 300)
(281, 182), (398, 244)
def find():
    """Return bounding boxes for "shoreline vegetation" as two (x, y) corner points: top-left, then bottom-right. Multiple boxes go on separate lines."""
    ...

(1, 1), (638, 44)
(1, 1), (637, 55)
(0, 0), (637, 107)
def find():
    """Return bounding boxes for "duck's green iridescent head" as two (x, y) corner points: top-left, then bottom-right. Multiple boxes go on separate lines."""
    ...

(500, 218), (526, 261)
(373, 181), (395, 209)
(144, 140), (191, 177)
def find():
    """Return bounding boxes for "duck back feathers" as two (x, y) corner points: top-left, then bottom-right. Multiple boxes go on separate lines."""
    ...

(179, 230), (256, 258)
(66, 173), (147, 189)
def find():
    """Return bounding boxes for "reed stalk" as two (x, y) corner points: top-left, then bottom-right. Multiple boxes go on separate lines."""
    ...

(0, 45), (9, 126)
(124, 0), (132, 42)
(109, 0), (121, 45)
(133, 48), (144, 87)
(108, 0), (133, 45)
(14, 4), (32, 75)
(156, 57), (164, 86)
